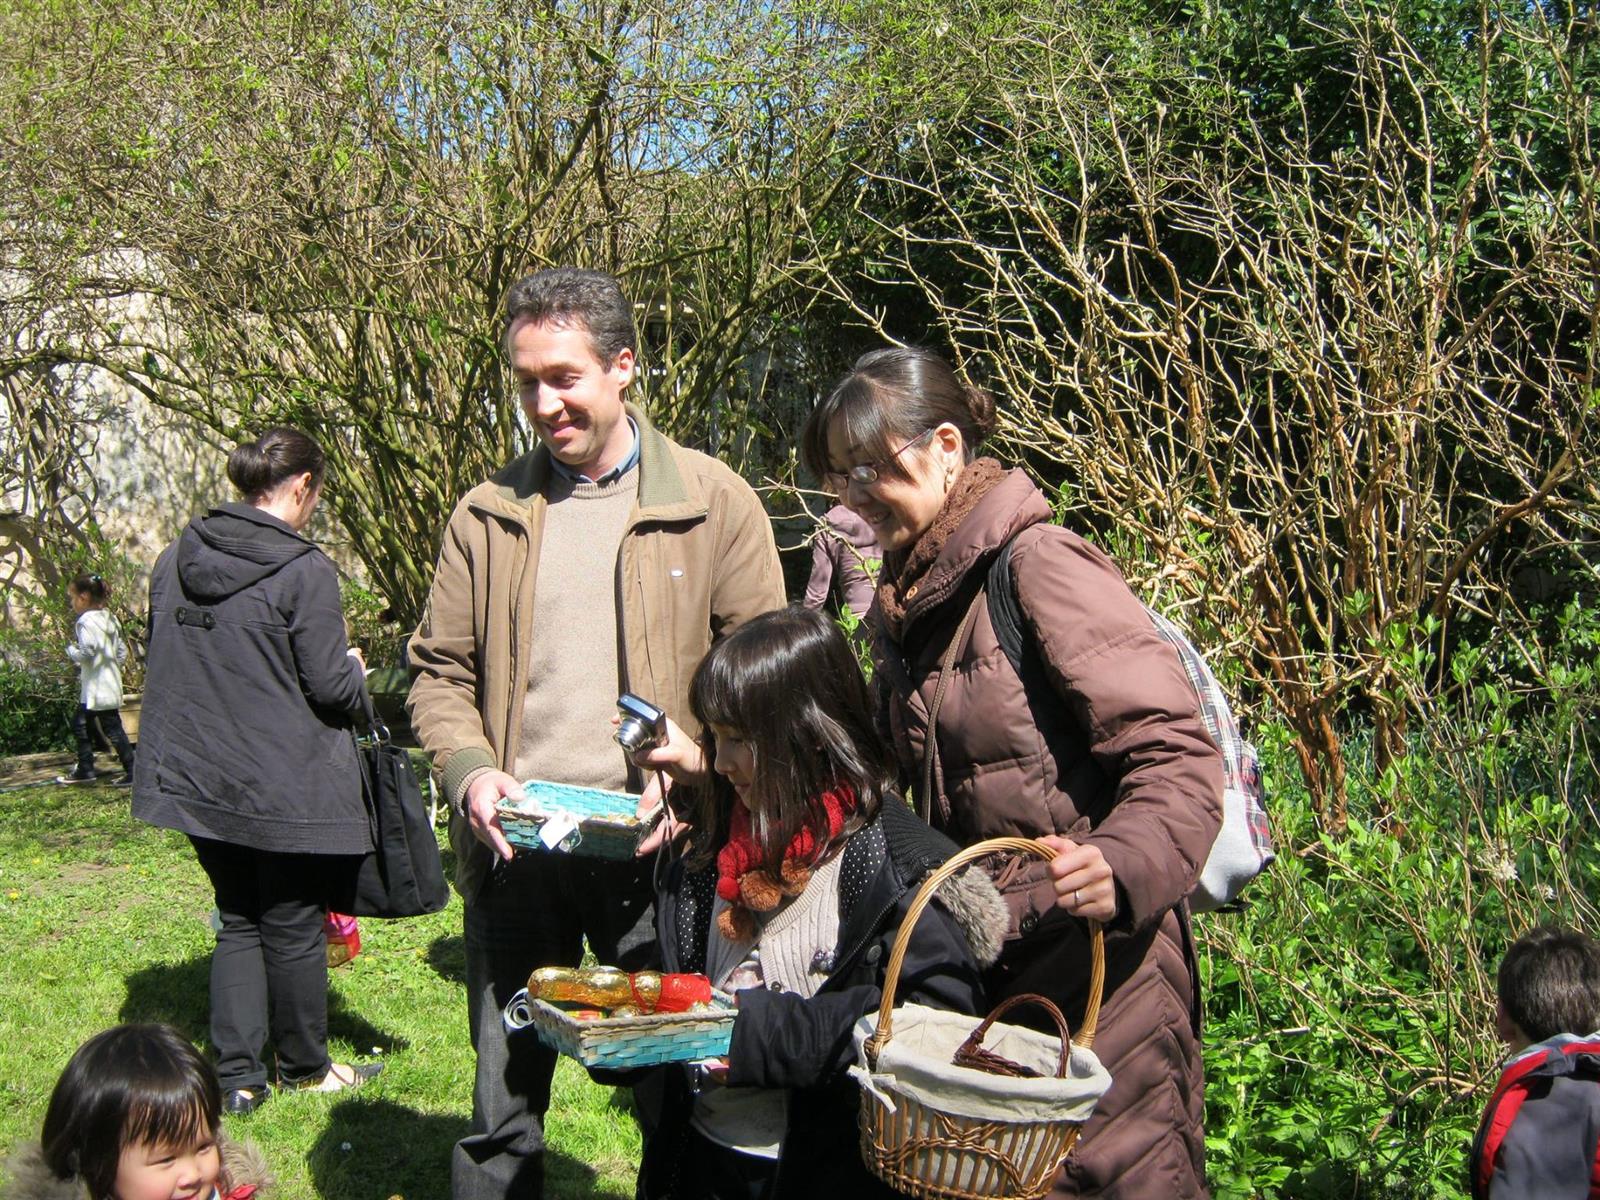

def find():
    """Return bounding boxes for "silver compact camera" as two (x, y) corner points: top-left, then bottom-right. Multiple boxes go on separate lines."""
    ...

(615, 692), (667, 755)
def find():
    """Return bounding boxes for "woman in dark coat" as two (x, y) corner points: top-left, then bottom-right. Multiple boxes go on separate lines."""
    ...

(801, 349), (1225, 1200)
(133, 427), (381, 1112)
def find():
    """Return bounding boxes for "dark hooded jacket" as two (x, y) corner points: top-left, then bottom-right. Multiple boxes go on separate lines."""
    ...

(132, 502), (371, 855)
(634, 791), (1007, 1200)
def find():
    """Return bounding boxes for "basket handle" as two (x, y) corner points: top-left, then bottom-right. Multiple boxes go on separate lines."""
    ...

(864, 836), (1104, 1064)
(954, 992), (1073, 1079)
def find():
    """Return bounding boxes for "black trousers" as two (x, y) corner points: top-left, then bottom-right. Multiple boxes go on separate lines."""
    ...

(71, 704), (134, 775)
(452, 851), (656, 1200)
(190, 836), (352, 1090)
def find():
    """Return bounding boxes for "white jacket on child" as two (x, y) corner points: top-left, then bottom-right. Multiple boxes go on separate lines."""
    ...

(66, 609), (126, 710)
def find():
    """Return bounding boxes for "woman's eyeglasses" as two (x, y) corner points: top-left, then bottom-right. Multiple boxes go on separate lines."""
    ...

(826, 428), (935, 490)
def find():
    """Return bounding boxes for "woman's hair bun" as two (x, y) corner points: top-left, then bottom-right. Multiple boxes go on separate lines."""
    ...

(799, 344), (1001, 475)
(963, 381), (998, 443)
(225, 427), (326, 499)
(226, 440), (274, 496)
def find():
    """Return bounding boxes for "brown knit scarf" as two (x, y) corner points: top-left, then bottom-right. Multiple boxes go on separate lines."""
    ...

(875, 457), (1008, 640)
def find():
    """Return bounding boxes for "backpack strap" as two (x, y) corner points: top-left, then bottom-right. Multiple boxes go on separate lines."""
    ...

(985, 538), (1057, 713)
(985, 540), (1027, 679)
(1474, 1051), (1556, 1199)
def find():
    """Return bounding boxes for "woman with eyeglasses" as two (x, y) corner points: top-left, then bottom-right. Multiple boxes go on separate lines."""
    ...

(801, 347), (1223, 1200)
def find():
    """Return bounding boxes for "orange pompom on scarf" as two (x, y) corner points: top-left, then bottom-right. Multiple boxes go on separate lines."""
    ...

(715, 784), (856, 941)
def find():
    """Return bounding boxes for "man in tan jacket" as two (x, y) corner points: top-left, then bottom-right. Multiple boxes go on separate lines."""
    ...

(407, 268), (784, 1200)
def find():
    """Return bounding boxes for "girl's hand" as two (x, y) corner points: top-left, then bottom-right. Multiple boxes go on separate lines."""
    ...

(620, 714), (708, 787)
(633, 771), (693, 857)
(1040, 835), (1118, 923)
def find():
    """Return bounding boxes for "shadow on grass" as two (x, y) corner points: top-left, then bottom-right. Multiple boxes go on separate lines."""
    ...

(309, 1098), (611, 1200)
(120, 955), (408, 1055)
(309, 1097), (465, 1199)
(545, 1143), (616, 1200)
(427, 934), (466, 984)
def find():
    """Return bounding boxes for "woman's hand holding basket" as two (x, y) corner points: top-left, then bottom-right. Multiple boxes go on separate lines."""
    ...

(1039, 834), (1118, 923)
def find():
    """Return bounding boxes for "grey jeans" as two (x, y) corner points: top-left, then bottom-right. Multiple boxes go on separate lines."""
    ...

(452, 851), (657, 1200)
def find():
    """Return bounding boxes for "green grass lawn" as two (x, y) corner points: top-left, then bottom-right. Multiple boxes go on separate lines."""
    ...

(0, 781), (640, 1199)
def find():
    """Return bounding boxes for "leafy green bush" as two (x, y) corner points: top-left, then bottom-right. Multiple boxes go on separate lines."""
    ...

(0, 650), (75, 754)
(1201, 603), (1600, 1197)
(341, 576), (408, 669)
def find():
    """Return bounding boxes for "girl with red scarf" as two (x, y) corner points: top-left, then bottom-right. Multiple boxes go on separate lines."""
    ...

(624, 606), (1006, 1200)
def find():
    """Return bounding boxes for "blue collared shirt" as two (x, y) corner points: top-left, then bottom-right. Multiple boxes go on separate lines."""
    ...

(548, 418), (641, 485)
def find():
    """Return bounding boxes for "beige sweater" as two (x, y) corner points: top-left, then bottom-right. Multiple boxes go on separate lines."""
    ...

(513, 468), (639, 790)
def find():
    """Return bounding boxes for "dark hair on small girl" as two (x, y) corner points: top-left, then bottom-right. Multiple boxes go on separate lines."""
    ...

(226, 426), (326, 500)
(800, 346), (997, 485)
(40, 1023), (221, 1200)
(682, 606), (894, 874)
(70, 573), (109, 604)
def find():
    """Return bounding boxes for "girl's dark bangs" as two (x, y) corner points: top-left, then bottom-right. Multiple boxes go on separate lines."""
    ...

(692, 647), (743, 731)
(123, 1089), (214, 1152)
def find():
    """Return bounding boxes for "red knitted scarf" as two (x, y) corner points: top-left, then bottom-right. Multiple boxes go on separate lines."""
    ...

(715, 784), (856, 942)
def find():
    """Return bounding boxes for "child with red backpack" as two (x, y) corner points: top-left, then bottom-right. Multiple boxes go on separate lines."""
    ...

(1471, 925), (1600, 1199)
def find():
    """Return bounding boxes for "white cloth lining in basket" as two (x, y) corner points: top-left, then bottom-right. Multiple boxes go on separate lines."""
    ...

(850, 1004), (1110, 1124)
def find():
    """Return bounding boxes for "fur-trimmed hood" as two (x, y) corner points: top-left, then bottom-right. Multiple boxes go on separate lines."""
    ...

(877, 788), (1008, 967)
(3, 1132), (274, 1200)
(930, 857), (1008, 968)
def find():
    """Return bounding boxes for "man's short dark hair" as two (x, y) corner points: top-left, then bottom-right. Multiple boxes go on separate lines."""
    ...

(1499, 925), (1600, 1043)
(503, 268), (637, 367)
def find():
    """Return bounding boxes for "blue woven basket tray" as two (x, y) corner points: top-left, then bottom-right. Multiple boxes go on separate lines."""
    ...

(496, 780), (646, 860)
(503, 987), (736, 1069)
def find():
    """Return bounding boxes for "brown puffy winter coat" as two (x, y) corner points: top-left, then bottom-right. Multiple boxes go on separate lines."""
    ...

(872, 469), (1223, 1200)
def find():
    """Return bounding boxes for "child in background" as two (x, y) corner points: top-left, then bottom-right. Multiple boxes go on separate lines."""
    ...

(627, 606), (1004, 1200)
(57, 573), (135, 786)
(5, 1023), (273, 1200)
(1471, 925), (1600, 1199)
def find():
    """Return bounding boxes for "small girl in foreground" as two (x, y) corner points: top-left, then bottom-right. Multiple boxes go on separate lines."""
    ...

(628, 606), (1005, 1200)
(58, 573), (136, 786)
(7, 1024), (273, 1200)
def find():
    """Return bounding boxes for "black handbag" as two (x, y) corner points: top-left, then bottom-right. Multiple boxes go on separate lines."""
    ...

(340, 699), (450, 919)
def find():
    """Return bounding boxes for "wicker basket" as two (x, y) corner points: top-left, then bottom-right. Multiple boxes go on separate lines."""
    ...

(855, 837), (1109, 1200)
(503, 986), (736, 1070)
(496, 780), (648, 860)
